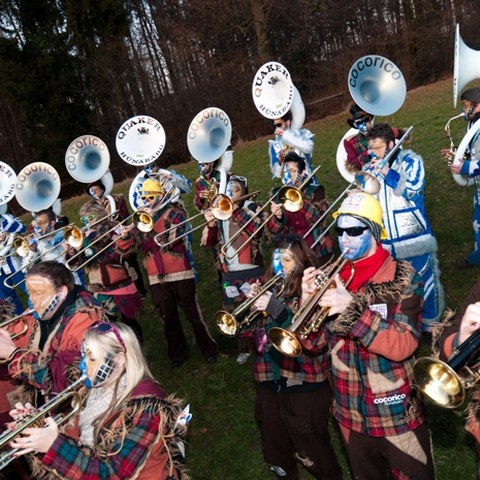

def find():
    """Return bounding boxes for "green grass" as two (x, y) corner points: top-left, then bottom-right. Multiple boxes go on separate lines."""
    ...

(30, 77), (480, 479)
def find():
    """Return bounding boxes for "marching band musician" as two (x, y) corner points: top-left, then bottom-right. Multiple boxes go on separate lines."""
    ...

(447, 87), (480, 267)
(139, 177), (218, 368)
(87, 178), (148, 297)
(10, 322), (190, 480)
(366, 123), (444, 332)
(0, 210), (28, 315)
(248, 234), (343, 480)
(269, 111), (316, 182)
(202, 174), (265, 364)
(193, 159), (221, 212)
(268, 152), (334, 259)
(66, 201), (143, 343)
(301, 192), (435, 480)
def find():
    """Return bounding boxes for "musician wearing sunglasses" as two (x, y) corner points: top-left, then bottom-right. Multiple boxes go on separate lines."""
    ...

(269, 110), (316, 182)
(268, 151), (334, 259)
(300, 192), (435, 480)
(10, 322), (189, 480)
(67, 202), (143, 343)
(248, 234), (343, 480)
(366, 123), (444, 333)
(139, 177), (218, 368)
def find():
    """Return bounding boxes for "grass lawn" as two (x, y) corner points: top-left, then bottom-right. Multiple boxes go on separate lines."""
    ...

(37, 77), (480, 479)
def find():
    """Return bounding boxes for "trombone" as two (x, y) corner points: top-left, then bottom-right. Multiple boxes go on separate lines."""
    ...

(154, 190), (261, 248)
(215, 274), (285, 336)
(65, 210), (153, 272)
(268, 252), (354, 357)
(221, 165), (322, 260)
(0, 375), (85, 470)
(0, 309), (34, 340)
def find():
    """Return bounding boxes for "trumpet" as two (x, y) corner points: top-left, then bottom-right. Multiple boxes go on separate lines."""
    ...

(414, 328), (480, 409)
(65, 210), (153, 272)
(221, 165), (321, 260)
(155, 190), (261, 248)
(0, 309), (33, 340)
(0, 375), (85, 470)
(215, 274), (285, 336)
(268, 252), (354, 357)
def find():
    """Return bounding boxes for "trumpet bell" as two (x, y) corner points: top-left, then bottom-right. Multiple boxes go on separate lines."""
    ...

(268, 327), (303, 357)
(12, 237), (30, 258)
(252, 62), (294, 119)
(64, 225), (84, 249)
(414, 356), (465, 409)
(278, 186), (304, 212)
(133, 211), (154, 233)
(211, 194), (233, 221)
(215, 310), (239, 336)
(65, 135), (110, 183)
(15, 162), (61, 212)
(348, 55), (406, 116)
(187, 107), (232, 163)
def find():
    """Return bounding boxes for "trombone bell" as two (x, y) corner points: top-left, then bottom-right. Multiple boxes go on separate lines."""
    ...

(12, 237), (30, 258)
(278, 186), (304, 213)
(413, 356), (465, 409)
(64, 225), (85, 249)
(133, 211), (154, 233)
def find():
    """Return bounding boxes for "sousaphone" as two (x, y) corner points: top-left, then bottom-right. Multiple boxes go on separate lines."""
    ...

(115, 115), (166, 166)
(0, 162), (17, 206)
(15, 162), (61, 212)
(65, 135), (110, 183)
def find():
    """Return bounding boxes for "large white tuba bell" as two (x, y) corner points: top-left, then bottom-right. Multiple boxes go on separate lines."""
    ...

(252, 62), (294, 119)
(348, 55), (406, 117)
(65, 135), (110, 183)
(115, 115), (166, 166)
(454, 24), (480, 108)
(335, 128), (359, 183)
(187, 107), (232, 164)
(15, 162), (61, 211)
(0, 162), (17, 206)
(451, 117), (480, 187)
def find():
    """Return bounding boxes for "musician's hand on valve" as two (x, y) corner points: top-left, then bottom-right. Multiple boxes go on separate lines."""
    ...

(270, 202), (282, 219)
(0, 328), (17, 359)
(318, 275), (352, 316)
(370, 157), (389, 176)
(8, 402), (35, 425)
(301, 267), (322, 305)
(450, 159), (463, 175)
(459, 302), (480, 344)
(253, 292), (272, 312)
(10, 417), (58, 456)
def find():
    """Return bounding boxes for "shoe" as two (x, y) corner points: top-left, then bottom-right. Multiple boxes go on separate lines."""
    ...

(236, 352), (251, 365)
(456, 258), (476, 268)
(171, 353), (189, 368)
(205, 353), (217, 364)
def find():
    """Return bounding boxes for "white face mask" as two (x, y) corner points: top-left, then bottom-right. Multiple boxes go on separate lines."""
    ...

(336, 216), (375, 261)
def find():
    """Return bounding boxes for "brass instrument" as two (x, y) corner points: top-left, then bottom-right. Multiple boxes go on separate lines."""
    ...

(65, 210), (153, 272)
(268, 252), (354, 357)
(221, 165), (321, 260)
(414, 328), (480, 409)
(0, 376), (85, 470)
(215, 274), (285, 336)
(154, 190), (260, 248)
(0, 309), (33, 340)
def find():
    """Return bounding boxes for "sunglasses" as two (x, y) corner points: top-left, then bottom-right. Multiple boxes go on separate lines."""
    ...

(353, 118), (370, 126)
(140, 194), (159, 201)
(335, 226), (370, 237)
(81, 214), (96, 225)
(273, 122), (284, 128)
(90, 322), (127, 353)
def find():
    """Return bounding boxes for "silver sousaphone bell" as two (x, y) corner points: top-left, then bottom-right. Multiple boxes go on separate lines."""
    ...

(65, 135), (110, 183)
(0, 161), (17, 207)
(348, 55), (406, 117)
(15, 162), (61, 212)
(115, 115), (166, 167)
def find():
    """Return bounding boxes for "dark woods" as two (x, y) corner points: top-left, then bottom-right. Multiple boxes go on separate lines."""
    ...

(0, 0), (478, 197)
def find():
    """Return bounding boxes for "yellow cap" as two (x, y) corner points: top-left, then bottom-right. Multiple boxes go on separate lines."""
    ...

(332, 191), (387, 239)
(140, 178), (163, 194)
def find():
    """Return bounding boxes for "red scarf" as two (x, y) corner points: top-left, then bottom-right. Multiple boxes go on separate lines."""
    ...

(339, 244), (389, 293)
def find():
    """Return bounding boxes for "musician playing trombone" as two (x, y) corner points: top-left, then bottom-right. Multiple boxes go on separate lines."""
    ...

(301, 192), (435, 480)
(248, 234), (343, 480)
(9, 322), (190, 480)
(366, 123), (444, 332)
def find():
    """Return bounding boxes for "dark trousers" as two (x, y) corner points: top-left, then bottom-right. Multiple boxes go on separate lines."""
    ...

(255, 383), (343, 480)
(151, 279), (218, 360)
(125, 252), (147, 295)
(341, 422), (435, 480)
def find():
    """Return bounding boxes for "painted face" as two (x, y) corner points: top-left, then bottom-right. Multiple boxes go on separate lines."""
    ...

(336, 215), (375, 261)
(353, 118), (372, 135)
(26, 274), (63, 320)
(35, 213), (52, 234)
(199, 163), (214, 177)
(89, 186), (104, 199)
(367, 137), (388, 160)
(80, 344), (116, 389)
(273, 119), (287, 134)
(461, 100), (480, 121)
(272, 249), (285, 277)
(228, 181), (244, 202)
(280, 248), (296, 276)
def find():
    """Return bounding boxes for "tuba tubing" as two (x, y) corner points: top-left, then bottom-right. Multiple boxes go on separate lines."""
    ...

(450, 117), (480, 187)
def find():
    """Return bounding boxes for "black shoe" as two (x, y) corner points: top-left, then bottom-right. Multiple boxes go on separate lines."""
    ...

(457, 258), (475, 268)
(205, 353), (217, 364)
(171, 352), (189, 368)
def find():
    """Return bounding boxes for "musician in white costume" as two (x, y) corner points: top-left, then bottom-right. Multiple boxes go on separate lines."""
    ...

(367, 123), (444, 332)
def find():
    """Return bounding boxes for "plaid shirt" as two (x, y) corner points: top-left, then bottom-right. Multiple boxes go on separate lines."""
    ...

(253, 295), (328, 386)
(344, 133), (370, 170)
(308, 254), (426, 437)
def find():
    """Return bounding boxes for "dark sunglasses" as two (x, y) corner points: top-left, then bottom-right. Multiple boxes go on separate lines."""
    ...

(273, 122), (284, 128)
(335, 226), (369, 237)
(90, 322), (127, 352)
